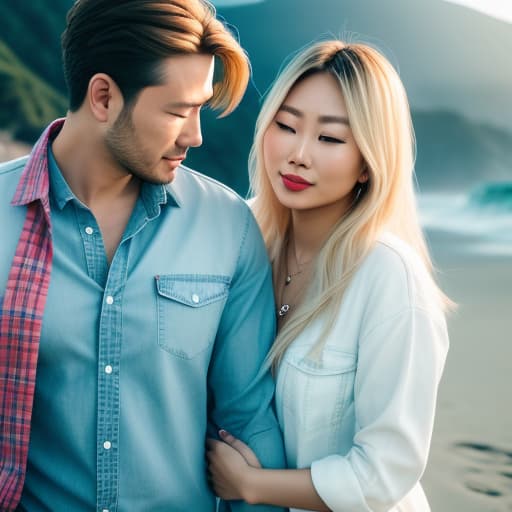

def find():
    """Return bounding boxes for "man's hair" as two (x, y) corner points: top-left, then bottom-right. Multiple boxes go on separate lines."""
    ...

(62, 0), (249, 115)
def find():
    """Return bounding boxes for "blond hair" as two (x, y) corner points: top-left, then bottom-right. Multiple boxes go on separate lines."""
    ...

(249, 40), (449, 368)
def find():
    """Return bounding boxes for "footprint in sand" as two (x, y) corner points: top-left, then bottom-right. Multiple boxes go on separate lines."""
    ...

(453, 441), (512, 504)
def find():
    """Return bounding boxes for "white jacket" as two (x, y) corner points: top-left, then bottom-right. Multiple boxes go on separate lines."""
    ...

(275, 234), (449, 512)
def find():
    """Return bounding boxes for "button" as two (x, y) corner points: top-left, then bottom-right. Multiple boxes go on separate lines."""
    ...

(106, 296), (114, 305)
(103, 441), (112, 450)
(102, 509), (109, 512)
(105, 365), (113, 374)
(85, 226), (94, 235)
(192, 294), (200, 304)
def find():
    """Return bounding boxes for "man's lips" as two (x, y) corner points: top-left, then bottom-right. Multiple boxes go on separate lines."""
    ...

(280, 173), (313, 191)
(162, 155), (186, 169)
(162, 155), (185, 171)
(164, 155), (186, 162)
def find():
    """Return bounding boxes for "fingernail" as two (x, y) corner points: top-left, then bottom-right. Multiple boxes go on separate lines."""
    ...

(219, 429), (228, 438)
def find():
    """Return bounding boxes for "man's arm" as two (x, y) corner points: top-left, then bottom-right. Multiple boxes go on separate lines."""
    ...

(207, 206), (286, 512)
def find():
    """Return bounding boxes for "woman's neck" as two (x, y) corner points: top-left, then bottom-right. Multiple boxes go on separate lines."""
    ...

(289, 205), (343, 263)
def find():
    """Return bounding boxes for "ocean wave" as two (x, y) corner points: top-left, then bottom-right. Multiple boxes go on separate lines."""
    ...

(418, 182), (512, 255)
(469, 182), (512, 211)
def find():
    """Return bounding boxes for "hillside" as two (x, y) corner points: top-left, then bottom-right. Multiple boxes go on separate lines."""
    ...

(0, 40), (67, 143)
(0, 0), (69, 93)
(413, 111), (512, 191)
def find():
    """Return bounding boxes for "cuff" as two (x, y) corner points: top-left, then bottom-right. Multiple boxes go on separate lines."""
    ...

(311, 455), (371, 512)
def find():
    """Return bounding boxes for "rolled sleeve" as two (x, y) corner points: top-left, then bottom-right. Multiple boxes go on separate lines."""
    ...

(310, 307), (448, 512)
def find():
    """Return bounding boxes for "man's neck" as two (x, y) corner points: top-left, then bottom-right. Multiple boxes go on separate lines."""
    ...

(51, 115), (140, 209)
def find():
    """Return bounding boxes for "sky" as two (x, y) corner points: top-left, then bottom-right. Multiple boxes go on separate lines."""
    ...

(212, 0), (265, 5)
(212, 0), (512, 25)
(442, 0), (512, 24)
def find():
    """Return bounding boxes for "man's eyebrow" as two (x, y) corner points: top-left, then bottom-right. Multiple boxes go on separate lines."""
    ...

(165, 95), (214, 109)
(279, 104), (349, 125)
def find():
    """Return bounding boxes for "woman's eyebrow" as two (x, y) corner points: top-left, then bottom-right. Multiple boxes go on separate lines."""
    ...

(279, 104), (349, 125)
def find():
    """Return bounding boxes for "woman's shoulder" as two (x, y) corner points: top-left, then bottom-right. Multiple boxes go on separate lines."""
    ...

(356, 232), (438, 313)
(372, 232), (425, 273)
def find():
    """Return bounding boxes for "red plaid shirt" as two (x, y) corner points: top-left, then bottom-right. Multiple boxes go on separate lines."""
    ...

(0, 119), (64, 510)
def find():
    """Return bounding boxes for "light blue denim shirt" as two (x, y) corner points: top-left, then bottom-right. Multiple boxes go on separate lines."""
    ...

(0, 149), (285, 512)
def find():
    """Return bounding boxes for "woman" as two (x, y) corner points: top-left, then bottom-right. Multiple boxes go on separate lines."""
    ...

(207, 40), (450, 512)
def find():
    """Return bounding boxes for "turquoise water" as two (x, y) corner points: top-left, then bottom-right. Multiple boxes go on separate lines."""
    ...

(418, 182), (512, 255)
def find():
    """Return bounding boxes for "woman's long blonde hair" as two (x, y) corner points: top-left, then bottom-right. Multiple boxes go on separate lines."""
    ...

(249, 40), (449, 368)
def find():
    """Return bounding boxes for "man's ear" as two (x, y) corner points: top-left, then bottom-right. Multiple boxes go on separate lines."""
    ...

(87, 73), (123, 123)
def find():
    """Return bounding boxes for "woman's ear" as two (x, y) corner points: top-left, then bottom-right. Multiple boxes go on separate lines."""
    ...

(358, 166), (369, 184)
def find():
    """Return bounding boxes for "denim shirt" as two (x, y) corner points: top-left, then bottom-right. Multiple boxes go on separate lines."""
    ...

(0, 150), (285, 512)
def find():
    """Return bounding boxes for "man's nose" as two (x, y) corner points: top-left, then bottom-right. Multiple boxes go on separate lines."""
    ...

(179, 109), (203, 149)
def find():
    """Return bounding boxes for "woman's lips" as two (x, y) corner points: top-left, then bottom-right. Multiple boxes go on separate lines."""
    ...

(280, 173), (313, 192)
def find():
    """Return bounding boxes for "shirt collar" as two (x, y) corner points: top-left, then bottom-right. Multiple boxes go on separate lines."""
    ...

(48, 145), (75, 210)
(11, 118), (65, 208)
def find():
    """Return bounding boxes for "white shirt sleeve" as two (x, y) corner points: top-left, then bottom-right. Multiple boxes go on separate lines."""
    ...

(311, 306), (448, 511)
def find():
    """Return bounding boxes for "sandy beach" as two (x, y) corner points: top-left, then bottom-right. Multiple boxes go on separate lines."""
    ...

(422, 230), (512, 511)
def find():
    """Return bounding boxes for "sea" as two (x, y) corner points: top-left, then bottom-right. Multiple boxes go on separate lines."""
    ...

(418, 182), (512, 256)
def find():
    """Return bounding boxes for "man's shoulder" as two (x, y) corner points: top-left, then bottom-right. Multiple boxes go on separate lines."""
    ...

(0, 156), (29, 201)
(172, 164), (246, 204)
(0, 155), (29, 177)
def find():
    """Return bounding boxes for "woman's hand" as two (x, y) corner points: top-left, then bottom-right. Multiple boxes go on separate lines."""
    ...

(206, 429), (262, 501)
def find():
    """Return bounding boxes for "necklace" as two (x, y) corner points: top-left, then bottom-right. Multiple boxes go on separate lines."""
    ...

(285, 268), (302, 285)
(284, 243), (313, 286)
(278, 242), (314, 318)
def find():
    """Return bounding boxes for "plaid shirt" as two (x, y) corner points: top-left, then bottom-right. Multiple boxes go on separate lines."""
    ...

(0, 119), (64, 510)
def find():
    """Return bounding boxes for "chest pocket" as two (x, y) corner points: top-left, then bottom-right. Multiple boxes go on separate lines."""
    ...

(280, 347), (356, 433)
(156, 274), (230, 359)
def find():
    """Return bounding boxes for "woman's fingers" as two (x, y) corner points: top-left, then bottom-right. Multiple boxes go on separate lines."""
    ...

(206, 438), (243, 499)
(219, 429), (262, 468)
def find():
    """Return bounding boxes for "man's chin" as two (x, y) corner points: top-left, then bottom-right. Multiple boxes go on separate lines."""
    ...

(129, 166), (177, 186)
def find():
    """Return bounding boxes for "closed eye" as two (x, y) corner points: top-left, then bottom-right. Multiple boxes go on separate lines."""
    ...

(319, 135), (344, 144)
(276, 121), (295, 133)
(169, 112), (187, 119)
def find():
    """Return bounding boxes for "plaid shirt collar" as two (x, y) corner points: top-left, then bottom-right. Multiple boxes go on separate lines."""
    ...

(12, 118), (66, 209)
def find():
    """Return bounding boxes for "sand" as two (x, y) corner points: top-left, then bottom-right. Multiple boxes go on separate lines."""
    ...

(422, 230), (512, 511)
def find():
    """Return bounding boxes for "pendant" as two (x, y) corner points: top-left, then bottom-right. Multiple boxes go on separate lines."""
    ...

(285, 275), (291, 285)
(278, 304), (290, 317)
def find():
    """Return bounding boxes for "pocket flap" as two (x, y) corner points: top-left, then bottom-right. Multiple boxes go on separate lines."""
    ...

(286, 348), (356, 376)
(155, 274), (230, 307)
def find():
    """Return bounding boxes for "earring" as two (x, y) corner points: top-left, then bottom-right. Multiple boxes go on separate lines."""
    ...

(354, 183), (363, 202)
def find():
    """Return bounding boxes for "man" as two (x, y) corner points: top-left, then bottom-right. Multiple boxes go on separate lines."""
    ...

(0, 1), (286, 510)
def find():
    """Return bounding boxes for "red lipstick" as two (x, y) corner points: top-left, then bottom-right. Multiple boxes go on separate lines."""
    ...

(280, 173), (313, 192)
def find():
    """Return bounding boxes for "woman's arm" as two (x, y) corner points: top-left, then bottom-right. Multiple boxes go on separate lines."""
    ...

(207, 432), (330, 511)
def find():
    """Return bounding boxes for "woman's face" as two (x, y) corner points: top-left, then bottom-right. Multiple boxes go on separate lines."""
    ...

(263, 72), (367, 217)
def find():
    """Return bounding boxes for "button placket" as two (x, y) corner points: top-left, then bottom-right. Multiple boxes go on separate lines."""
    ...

(96, 243), (131, 511)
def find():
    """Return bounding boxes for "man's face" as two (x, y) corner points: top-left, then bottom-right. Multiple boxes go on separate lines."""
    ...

(105, 53), (214, 184)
